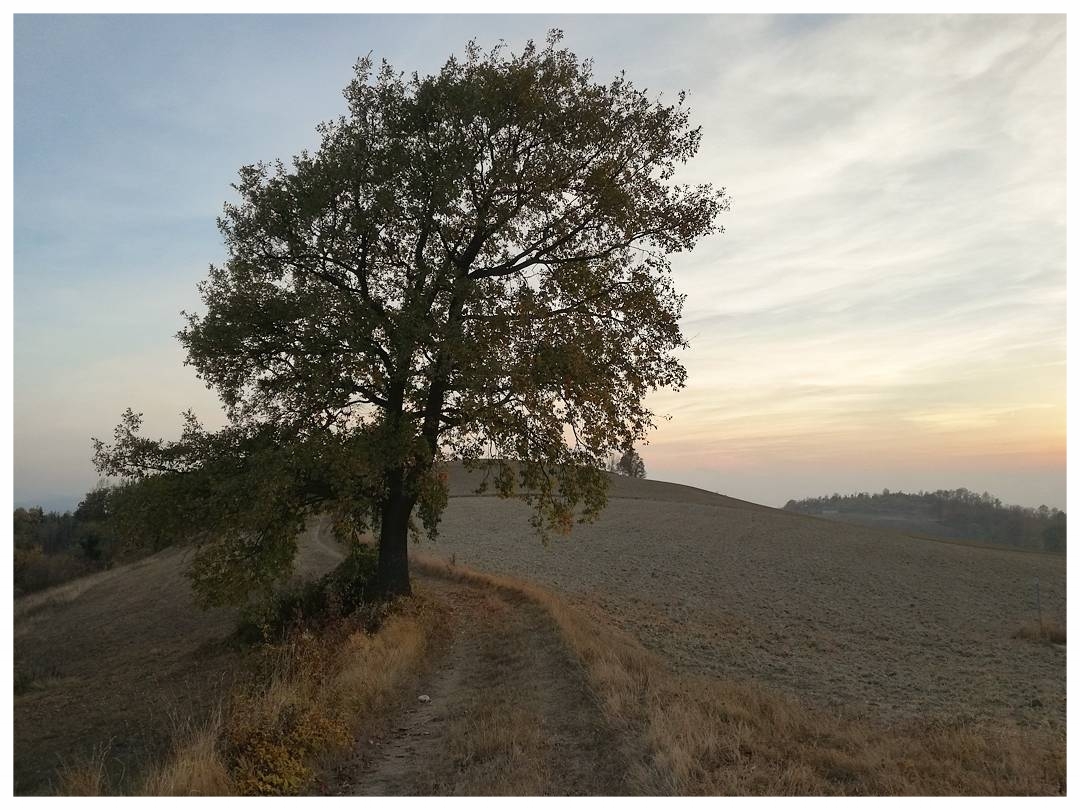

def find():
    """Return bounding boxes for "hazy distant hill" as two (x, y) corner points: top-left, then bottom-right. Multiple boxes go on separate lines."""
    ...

(783, 488), (1066, 552)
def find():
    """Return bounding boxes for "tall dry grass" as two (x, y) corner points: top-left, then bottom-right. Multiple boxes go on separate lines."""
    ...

(412, 553), (1066, 796)
(218, 597), (443, 795)
(55, 741), (113, 796)
(429, 702), (551, 795)
(58, 594), (446, 796)
(140, 709), (232, 796)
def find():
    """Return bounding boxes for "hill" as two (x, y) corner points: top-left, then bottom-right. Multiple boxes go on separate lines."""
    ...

(14, 466), (1066, 794)
(13, 522), (344, 794)
(430, 465), (1065, 727)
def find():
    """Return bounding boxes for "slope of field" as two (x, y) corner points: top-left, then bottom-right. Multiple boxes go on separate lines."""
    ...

(14, 467), (1066, 794)
(800, 510), (981, 543)
(13, 521), (344, 795)
(431, 465), (1066, 730)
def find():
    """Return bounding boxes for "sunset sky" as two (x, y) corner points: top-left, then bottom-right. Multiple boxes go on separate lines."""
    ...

(13, 14), (1065, 510)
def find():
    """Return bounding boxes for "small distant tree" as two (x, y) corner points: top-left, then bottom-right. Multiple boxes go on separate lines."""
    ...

(92, 33), (725, 603)
(615, 447), (646, 479)
(13, 507), (43, 550)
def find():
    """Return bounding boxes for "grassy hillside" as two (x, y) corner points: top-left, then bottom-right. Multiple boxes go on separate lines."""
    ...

(13, 520), (344, 795)
(14, 467), (1066, 795)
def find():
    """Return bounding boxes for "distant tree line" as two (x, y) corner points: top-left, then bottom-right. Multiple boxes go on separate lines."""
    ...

(13, 488), (120, 595)
(783, 488), (1065, 552)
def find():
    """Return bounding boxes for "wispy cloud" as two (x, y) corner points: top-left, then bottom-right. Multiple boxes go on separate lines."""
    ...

(13, 14), (1065, 509)
(638, 15), (1064, 506)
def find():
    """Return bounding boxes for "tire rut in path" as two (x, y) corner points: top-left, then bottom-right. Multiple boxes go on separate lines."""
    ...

(342, 575), (627, 795)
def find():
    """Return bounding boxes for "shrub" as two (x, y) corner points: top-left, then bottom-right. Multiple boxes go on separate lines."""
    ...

(237, 544), (380, 643)
(14, 547), (101, 596)
(225, 698), (350, 796)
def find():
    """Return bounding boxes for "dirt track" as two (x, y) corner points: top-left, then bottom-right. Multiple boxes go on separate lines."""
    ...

(333, 576), (625, 796)
(427, 468), (1066, 731)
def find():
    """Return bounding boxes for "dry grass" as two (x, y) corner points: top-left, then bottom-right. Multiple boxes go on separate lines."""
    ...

(140, 710), (232, 796)
(55, 741), (113, 796)
(212, 598), (443, 796)
(58, 595), (446, 796)
(13, 664), (73, 695)
(434, 703), (551, 795)
(330, 601), (440, 719)
(14, 563), (125, 622)
(16, 520), (352, 795)
(410, 588), (560, 795)
(1013, 619), (1066, 645)
(352, 579), (624, 796)
(412, 553), (1066, 796)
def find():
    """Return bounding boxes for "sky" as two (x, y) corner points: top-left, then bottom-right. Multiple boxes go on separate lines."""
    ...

(13, 14), (1066, 511)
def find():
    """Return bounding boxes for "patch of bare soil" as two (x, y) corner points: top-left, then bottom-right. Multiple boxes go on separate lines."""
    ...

(331, 576), (627, 796)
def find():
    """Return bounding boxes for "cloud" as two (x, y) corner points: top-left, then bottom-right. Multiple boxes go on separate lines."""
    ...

(13, 14), (1066, 509)
(631, 15), (1065, 506)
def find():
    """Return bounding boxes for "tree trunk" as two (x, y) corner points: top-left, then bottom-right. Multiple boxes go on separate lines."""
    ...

(375, 468), (414, 596)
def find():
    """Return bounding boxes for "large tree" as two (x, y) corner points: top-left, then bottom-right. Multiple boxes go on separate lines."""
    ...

(93, 33), (726, 601)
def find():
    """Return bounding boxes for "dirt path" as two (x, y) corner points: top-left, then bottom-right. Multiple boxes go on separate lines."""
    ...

(333, 575), (628, 796)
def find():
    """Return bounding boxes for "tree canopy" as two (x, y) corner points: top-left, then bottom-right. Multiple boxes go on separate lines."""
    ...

(614, 448), (647, 479)
(93, 32), (727, 602)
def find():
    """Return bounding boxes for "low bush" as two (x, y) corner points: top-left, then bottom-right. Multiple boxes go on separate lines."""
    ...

(237, 544), (380, 643)
(14, 547), (103, 596)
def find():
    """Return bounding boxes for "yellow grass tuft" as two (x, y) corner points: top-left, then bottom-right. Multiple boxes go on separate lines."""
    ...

(55, 741), (112, 796)
(140, 709), (232, 796)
